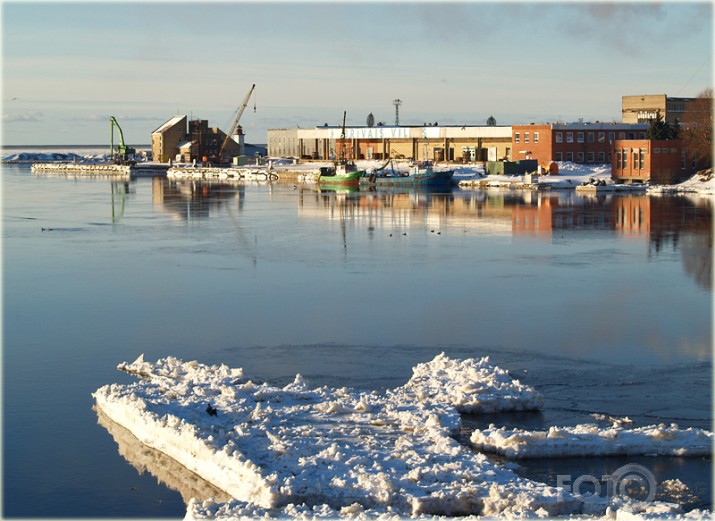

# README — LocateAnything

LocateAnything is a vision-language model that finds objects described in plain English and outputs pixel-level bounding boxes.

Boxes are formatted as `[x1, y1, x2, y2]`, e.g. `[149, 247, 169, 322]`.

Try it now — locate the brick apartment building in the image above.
[510, 123, 649, 166]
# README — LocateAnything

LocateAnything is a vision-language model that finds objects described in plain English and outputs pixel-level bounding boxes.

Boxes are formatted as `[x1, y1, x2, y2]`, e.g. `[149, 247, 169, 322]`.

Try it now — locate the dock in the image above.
[30, 162, 170, 177]
[167, 166, 279, 181]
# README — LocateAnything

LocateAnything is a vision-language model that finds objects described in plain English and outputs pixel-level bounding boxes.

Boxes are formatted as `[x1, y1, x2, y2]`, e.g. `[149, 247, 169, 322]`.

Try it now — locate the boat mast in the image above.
[340, 111, 347, 163]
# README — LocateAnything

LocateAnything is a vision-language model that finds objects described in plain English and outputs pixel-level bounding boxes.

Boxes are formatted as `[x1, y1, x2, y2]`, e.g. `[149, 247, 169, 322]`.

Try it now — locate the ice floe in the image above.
[397, 353, 544, 414]
[470, 423, 712, 459]
[92, 354, 712, 519]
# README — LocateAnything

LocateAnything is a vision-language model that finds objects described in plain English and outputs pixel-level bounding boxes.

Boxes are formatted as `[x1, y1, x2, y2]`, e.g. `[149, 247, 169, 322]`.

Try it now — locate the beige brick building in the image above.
[622, 94, 694, 124]
[151, 115, 187, 163]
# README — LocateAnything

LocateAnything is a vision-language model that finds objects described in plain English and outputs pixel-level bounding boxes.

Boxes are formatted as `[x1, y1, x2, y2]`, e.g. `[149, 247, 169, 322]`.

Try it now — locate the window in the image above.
[619, 132, 626, 139]
[577, 132, 585, 143]
[555, 132, 563, 143]
[587, 132, 595, 143]
[598, 132, 605, 143]
[555, 152, 563, 161]
[566, 132, 574, 143]
[622, 149, 629, 169]
[609, 132, 616, 142]
[639, 132, 646, 139]
[566, 152, 574, 162]
[515, 132, 520, 143]
[654, 148, 660, 154]
[628, 132, 636, 139]
[616, 150, 622, 169]
[534, 132, 539, 143]
[639, 148, 646, 169]
[577, 152, 584, 163]
[633, 149, 639, 169]
[587, 152, 595, 162]
[524, 132, 530, 143]
[598, 152, 605, 163]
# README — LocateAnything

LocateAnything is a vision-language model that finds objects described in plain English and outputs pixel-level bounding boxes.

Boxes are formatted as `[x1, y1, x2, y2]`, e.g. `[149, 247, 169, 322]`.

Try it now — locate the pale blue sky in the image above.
[2, 1, 712, 145]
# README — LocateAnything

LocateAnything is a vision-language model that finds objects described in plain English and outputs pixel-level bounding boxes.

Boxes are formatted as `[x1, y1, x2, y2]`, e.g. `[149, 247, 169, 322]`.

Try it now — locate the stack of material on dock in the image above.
[167, 167, 278, 181]
[30, 163, 131, 175]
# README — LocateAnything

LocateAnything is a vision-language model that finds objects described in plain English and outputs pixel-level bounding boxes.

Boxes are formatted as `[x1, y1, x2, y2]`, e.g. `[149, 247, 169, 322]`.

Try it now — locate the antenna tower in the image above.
[393, 99, 402, 126]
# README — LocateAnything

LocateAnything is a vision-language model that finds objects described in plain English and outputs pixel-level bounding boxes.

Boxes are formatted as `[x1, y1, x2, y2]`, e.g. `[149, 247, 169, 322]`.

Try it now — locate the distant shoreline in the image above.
[1, 144, 266, 150]
[1, 144, 151, 150]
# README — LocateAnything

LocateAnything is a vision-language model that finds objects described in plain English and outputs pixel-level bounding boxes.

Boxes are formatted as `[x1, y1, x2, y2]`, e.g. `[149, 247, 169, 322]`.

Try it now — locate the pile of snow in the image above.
[2, 151, 92, 163]
[649, 169, 715, 195]
[93, 354, 711, 519]
[454, 161, 614, 189]
[93, 354, 581, 518]
[397, 353, 544, 413]
[470, 423, 712, 459]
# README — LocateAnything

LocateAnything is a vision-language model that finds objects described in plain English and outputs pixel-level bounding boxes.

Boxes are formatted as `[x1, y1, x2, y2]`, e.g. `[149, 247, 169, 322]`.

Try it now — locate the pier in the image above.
[30, 162, 170, 177]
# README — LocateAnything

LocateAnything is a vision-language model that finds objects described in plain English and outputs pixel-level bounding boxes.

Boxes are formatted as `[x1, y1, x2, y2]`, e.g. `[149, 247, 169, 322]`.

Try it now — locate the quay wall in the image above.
[31, 163, 131, 175]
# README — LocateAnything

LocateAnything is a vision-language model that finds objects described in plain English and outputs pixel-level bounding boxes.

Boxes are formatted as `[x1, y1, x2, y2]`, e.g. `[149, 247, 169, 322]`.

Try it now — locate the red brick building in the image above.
[611, 139, 696, 184]
[511, 123, 649, 166]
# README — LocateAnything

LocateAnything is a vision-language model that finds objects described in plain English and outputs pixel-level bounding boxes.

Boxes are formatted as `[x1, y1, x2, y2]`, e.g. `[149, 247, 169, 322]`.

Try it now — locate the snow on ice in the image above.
[399, 353, 544, 414]
[92, 354, 712, 520]
[470, 423, 712, 459]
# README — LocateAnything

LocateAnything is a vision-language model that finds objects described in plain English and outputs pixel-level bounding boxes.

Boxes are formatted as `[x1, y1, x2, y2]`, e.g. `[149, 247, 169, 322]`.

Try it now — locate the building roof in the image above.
[152, 115, 186, 135]
[551, 122, 649, 130]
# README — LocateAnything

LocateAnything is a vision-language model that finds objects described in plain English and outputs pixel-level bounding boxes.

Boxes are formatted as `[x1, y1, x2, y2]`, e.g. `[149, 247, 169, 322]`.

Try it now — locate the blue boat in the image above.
[360, 160, 455, 188]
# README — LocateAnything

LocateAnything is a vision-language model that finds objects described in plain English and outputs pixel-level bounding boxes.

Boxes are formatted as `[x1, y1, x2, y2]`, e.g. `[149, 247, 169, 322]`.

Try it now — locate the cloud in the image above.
[2, 111, 43, 123]
[561, 3, 687, 55]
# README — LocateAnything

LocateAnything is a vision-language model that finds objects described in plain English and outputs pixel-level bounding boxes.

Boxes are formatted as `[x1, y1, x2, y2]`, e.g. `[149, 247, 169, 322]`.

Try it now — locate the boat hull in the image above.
[319, 170, 365, 185]
[360, 170, 455, 187]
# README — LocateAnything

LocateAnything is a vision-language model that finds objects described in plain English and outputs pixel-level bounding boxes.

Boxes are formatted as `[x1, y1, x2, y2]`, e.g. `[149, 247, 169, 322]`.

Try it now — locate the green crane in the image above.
[110, 116, 136, 164]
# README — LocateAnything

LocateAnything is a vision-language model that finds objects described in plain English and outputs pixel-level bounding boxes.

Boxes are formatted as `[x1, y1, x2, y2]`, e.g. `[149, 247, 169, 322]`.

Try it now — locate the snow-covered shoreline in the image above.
[93, 354, 711, 520]
[5, 148, 714, 196]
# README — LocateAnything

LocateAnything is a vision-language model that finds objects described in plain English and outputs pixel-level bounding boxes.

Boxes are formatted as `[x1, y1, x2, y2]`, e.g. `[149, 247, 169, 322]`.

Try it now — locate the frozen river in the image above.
[2, 163, 712, 516]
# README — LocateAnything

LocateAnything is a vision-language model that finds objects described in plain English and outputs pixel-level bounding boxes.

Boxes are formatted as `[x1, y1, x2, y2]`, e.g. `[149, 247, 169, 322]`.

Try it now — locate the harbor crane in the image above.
[218, 83, 256, 164]
[110, 116, 136, 165]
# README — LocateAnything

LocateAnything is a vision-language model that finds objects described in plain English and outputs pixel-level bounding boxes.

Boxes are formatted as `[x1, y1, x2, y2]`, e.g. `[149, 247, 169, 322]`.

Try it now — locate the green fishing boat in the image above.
[319, 111, 364, 186]
[318, 160, 365, 185]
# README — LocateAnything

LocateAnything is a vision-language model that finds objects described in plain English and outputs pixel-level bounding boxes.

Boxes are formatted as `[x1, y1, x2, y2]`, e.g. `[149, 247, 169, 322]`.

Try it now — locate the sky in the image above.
[1, 1, 712, 146]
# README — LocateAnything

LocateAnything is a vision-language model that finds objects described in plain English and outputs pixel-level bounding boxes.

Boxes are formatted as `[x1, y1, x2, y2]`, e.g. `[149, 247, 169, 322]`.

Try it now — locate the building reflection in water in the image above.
[149, 180, 712, 290]
[151, 177, 246, 221]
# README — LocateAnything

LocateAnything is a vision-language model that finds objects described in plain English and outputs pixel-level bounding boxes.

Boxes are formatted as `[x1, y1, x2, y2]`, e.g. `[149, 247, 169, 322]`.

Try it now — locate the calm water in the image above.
[2, 163, 712, 517]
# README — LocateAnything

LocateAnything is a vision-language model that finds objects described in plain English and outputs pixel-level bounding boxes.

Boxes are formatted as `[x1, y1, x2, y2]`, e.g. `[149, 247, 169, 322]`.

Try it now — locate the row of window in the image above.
[553, 131, 647, 143]
[554, 151, 610, 163]
[614, 148, 692, 171]
[515, 130, 644, 144]
[615, 149, 647, 170]
[514, 132, 539, 144]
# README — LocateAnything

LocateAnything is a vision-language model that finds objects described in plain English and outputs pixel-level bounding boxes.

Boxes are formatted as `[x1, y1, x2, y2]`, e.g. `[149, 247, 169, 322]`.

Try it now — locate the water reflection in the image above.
[148, 181, 712, 290]
[151, 177, 247, 221]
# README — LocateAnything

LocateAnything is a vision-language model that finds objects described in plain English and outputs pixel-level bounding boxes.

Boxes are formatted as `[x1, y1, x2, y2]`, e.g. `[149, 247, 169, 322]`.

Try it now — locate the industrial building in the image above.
[151, 116, 243, 163]
[621, 94, 696, 124]
[267, 124, 514, 163]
